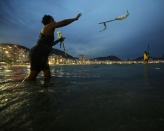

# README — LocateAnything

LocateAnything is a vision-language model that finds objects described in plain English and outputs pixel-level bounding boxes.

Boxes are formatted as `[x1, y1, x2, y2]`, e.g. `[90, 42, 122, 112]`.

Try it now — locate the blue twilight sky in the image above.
[0, 0, 164, 59]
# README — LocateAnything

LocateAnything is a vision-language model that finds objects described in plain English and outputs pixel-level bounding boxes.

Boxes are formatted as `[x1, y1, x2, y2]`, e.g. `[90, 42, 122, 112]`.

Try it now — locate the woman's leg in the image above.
[42, 57, 51, 81]
[25, 70, 40, 81]
[25, 49, 41, 81]
[43, 68, 51, 81]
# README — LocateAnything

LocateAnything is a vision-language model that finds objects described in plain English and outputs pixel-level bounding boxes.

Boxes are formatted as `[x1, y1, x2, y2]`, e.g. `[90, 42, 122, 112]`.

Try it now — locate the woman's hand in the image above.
[75, 13, 82, 20]
[52, 37, 65, 46]
[59, 37, 65, 42]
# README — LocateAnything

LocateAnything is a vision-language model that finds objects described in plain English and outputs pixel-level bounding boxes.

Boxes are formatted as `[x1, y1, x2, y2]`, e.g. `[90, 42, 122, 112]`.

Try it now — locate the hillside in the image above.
[0, 43, 30, 51]
[91, 55, 121, 61]
[50, 48, 75, 59]
[0, 43, 75, 59]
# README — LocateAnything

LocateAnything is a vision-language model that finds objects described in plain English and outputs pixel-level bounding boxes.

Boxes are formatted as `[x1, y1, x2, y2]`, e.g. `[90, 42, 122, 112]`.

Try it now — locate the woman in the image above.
[25, 13, 82, 81]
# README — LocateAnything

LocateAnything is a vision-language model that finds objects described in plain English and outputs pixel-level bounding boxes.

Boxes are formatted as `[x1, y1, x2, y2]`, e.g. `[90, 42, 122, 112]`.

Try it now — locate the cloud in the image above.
[0, 0, 164, 58]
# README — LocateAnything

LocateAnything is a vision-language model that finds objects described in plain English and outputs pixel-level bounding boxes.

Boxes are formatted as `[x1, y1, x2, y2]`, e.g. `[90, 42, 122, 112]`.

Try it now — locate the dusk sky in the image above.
[0, 0, 164, 59]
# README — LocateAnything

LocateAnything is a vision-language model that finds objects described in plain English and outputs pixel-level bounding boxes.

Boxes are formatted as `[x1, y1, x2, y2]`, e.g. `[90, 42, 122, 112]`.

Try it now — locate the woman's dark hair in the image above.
[42, 15, 54, 25]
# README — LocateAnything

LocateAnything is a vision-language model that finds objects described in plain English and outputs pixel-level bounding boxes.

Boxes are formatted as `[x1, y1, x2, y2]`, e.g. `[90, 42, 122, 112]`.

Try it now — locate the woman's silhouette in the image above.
[25, 13, 82, 81]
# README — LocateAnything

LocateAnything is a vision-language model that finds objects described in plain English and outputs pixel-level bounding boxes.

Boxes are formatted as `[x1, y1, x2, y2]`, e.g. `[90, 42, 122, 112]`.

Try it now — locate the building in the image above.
[0, 44, 30, 64]
[79, 54, 85, 64]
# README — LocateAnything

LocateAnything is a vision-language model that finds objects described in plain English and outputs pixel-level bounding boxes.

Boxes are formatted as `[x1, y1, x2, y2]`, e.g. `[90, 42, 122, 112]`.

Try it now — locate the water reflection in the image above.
[1, 65, 164, 130]
[144, 63, 151, 88]
[0, 72, 67, 130]
[0, 66, 27, 84]
[51, 65, 100, 79]
[0, 65, 100, 130]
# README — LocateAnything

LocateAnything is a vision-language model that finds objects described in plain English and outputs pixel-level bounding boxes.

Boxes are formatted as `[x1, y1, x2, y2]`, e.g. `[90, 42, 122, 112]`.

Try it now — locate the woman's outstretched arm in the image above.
[50, 13, 82, 28]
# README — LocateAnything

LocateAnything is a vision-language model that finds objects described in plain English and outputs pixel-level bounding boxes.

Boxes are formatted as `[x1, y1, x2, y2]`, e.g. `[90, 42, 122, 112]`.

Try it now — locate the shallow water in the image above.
[0, 64, 164, 131]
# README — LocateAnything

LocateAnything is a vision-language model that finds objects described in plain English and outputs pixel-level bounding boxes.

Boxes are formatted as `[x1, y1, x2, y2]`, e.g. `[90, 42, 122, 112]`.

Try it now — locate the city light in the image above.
[5, 51, 9, 54]
[0, 44, 164, 66]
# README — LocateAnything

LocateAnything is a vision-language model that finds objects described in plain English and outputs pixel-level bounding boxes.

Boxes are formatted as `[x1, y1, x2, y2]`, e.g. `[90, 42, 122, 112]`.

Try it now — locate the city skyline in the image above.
[1, 43, 164, 62]
[0, 0, 164, 59]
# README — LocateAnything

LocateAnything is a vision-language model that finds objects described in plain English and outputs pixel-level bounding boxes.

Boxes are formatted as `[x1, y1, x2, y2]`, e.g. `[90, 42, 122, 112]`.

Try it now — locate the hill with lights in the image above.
[0, 43, 75, 59]
[0, 43, 30, 51]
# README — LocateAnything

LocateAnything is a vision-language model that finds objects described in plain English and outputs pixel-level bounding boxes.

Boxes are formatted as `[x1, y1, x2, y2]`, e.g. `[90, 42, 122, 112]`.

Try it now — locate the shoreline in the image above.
[0, 60, 164, 67]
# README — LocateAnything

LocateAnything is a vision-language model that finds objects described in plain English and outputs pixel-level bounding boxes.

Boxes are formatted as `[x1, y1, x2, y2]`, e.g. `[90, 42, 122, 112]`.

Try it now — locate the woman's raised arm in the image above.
[49, 13, 82, 28]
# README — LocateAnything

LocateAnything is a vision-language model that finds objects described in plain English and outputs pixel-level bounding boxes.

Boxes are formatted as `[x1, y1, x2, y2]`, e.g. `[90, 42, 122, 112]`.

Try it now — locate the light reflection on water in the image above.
[0, 64, 164, 131]
[51, 65, 101, 78]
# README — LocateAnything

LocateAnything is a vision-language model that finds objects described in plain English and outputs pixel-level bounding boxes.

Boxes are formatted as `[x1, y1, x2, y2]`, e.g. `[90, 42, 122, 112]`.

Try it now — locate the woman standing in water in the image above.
[25, 13, 82, 81]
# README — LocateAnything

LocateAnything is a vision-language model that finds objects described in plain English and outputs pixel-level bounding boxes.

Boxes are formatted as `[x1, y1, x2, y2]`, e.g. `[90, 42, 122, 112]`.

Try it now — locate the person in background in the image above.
[25, 13, 82, 81]
[144, 50, 149, 63]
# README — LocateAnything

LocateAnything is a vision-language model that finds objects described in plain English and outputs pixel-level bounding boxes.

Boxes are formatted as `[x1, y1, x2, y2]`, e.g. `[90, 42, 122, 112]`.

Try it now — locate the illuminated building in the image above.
[0, 44, 30, 64]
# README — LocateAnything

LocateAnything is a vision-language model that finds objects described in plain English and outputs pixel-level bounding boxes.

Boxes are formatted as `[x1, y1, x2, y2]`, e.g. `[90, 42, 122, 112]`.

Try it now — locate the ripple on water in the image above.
[0, 64, 164, 130]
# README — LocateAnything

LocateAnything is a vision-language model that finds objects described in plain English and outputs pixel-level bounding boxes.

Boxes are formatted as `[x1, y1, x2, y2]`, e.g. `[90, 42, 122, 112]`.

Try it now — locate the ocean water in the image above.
[0, 64, 164, 131]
